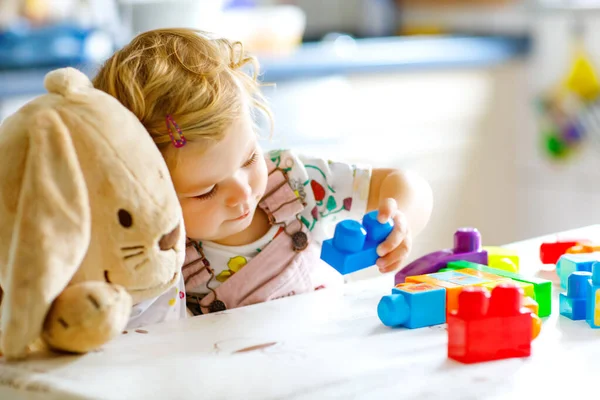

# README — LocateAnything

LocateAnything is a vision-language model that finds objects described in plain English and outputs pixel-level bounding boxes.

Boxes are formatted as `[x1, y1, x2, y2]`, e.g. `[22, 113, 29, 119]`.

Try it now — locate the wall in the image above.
[393, 3, 600, 247]
[516, 13, 600, 240]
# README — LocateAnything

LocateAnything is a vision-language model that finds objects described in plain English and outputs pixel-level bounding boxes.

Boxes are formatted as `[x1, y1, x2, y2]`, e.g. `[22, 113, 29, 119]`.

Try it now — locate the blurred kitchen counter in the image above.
[259, 34, 531, 81]
[0, 34, 531, 99]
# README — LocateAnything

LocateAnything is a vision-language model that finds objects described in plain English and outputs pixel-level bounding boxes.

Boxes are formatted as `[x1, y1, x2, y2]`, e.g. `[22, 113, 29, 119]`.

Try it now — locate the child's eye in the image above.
[194, 185, 218, 200]
[242, 152, 258, 168]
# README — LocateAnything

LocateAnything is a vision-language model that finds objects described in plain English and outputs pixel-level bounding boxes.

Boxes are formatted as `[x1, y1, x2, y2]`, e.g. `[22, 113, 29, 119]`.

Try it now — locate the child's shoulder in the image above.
[265, 148, 333, 170]
[265, 148, 307, 173]
[266, 148, 299, 164]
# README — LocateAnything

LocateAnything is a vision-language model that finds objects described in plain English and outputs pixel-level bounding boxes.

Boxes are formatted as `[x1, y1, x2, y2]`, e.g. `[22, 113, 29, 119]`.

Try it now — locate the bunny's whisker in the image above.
[121, 245, 145, 251]
[134, 258, 150, 271]
[124, 251, 144, 260]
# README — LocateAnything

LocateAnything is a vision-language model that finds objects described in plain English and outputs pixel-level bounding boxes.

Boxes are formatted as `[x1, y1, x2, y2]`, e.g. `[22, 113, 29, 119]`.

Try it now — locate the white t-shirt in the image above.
[187, 149, 372, 295]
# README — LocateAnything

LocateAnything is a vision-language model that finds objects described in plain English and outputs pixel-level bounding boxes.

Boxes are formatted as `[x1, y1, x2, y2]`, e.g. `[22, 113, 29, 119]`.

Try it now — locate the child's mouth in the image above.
[232, 210, 250, 221]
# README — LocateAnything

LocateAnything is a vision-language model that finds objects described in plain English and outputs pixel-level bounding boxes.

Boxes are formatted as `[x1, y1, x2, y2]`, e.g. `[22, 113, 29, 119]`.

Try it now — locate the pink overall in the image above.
[182, 158, 344, 315]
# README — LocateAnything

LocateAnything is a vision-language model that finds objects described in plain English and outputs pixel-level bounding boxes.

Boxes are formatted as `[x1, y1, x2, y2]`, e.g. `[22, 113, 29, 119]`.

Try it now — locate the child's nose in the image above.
[225, 179, 252, 207]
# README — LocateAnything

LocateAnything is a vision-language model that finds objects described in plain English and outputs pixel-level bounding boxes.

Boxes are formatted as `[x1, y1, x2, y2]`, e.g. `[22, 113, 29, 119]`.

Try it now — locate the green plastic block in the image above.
[446, 260, 552, 318]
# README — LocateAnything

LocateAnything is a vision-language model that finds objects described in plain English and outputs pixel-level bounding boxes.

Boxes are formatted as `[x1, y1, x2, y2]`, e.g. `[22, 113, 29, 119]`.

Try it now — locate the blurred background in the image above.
[2, 0, 600, 279]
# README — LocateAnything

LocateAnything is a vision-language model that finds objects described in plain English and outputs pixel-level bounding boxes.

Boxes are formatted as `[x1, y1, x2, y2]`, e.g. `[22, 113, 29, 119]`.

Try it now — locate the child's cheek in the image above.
[255, 160, 269, 196]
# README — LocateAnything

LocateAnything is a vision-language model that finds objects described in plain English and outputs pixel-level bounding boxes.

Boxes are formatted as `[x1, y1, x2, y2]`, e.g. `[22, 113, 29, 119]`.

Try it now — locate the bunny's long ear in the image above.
[0, 109, 91, 359]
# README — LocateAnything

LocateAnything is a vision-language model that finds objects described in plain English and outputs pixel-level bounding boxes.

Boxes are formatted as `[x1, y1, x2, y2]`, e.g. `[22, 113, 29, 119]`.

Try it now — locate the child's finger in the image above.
[377, 211, 408, 256]
[379, 261, 402, 274]
[377, 224, 405, 256]
[377, 198, 397, 223]
[376, 237, 412, 273]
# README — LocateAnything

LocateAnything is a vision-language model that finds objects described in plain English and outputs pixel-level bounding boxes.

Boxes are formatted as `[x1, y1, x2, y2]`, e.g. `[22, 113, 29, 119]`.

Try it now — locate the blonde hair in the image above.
[93, 28, 272, 162]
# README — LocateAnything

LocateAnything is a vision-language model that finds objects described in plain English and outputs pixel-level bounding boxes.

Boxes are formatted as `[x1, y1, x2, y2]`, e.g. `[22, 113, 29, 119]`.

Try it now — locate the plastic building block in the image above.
[587, 262, 600, 329]
[447, 266, 534, 301]
[320, 210, 393, 275]
[395, 227, 488, 285]
[560, 271, 592, 320]
[406, 268, 510, 313]
[447, 284, 542, 364]
[480, 280, 535, 303]
[523, 296, 539, 316]
[483, 246, 519, 273]
[556, 253, 600, 289]
[446, 260, 553, 318]
[567, 244, 600, 255]
[377, 282, 446, 329]
[438, 266, 538, 315]
[540, 239, 590, 264]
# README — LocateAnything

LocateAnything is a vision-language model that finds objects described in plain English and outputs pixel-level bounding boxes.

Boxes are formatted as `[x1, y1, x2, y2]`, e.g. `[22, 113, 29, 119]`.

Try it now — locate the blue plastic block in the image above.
[377, 282, 446, 329]
[587, 262, 600, 329]
[556, 253, 600, 289]
[559, 271, 591, 320]
[320, 210, 393, 275]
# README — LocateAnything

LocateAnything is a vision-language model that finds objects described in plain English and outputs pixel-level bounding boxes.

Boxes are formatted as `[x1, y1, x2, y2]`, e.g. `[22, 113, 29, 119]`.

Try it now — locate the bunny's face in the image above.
[61, 82, 186, 304]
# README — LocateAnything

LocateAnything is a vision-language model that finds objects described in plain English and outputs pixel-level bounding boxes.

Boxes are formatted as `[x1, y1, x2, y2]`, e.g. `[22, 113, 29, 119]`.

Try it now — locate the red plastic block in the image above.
[540, 239, 590, 264]
[447, 284, 541, 364]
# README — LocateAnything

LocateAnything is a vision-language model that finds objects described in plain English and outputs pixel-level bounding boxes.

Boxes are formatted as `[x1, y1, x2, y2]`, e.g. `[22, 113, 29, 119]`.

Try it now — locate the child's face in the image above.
[171, 108, 268, 242]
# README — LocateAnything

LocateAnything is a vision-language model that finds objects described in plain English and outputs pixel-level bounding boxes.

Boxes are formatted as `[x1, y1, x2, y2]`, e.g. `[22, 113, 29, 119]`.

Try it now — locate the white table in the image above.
[2, 226, 600, 400]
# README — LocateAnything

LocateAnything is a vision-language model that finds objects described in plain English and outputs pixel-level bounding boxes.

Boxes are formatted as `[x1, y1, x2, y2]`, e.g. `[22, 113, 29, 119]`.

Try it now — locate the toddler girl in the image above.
[93, 28, 433, 317]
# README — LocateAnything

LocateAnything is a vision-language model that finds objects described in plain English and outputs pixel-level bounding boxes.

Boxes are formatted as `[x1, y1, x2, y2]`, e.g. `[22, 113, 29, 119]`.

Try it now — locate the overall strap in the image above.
[258, 158, 306, 225]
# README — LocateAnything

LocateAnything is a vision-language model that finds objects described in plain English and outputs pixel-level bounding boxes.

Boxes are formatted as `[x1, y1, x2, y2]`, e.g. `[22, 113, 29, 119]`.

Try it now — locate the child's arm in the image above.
[367, 169, 433, 274]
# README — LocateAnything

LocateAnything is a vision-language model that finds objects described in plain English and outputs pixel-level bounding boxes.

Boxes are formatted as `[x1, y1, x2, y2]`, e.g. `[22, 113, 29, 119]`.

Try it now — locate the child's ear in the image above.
[0, 109, 91, 360]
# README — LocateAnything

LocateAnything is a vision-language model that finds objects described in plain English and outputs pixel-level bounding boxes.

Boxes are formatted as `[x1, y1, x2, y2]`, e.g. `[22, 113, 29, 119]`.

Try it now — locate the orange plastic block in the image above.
[567, 244, 600, 255]
[405, 269, 511, 313]
[522, 296, 540, 316]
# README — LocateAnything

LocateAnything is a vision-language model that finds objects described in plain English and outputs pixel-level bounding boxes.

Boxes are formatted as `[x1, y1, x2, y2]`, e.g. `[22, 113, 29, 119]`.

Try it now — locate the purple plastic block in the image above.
[394, 227, 488, 285]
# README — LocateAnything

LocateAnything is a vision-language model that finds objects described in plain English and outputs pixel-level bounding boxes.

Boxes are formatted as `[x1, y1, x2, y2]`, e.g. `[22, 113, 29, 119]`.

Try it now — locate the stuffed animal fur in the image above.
[0, 67, 185, 360]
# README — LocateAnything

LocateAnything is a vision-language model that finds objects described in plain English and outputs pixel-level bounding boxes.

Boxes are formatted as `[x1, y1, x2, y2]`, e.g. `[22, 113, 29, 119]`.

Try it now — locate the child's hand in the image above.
[375, 198, 412, 274]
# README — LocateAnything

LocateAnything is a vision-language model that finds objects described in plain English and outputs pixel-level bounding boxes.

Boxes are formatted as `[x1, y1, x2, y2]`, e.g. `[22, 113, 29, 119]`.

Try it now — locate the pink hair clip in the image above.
[166, 114, 187, 148]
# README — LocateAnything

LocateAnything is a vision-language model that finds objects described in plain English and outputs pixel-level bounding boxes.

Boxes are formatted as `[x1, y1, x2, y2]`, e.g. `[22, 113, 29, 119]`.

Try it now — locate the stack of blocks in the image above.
[559, 271, 591, 320]
[559, 261, 600, 328]
[447, 284, 541, 364]
[588, 264, 600, 328]
[556, 253, 600, 289]
[403, 268, 514, 314]
[443, 260, 552, 318]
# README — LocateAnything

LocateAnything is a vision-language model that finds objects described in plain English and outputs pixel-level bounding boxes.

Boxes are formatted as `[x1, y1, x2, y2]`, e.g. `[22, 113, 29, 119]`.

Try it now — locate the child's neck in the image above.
[212, 207, 271, 247]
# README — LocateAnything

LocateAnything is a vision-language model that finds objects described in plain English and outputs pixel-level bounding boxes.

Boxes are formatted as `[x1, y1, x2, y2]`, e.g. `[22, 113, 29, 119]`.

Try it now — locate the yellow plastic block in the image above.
[484, 246, 519, 273]
[480, 279, 534, 301]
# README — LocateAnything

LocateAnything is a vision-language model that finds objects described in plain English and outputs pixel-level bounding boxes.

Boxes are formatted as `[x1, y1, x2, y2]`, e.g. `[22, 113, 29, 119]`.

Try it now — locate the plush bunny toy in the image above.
[0, 68, 186, 360]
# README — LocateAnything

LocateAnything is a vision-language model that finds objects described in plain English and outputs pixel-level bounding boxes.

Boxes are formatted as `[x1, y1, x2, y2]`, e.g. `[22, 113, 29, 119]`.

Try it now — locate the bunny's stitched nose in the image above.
[159, 223, 180, 251]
